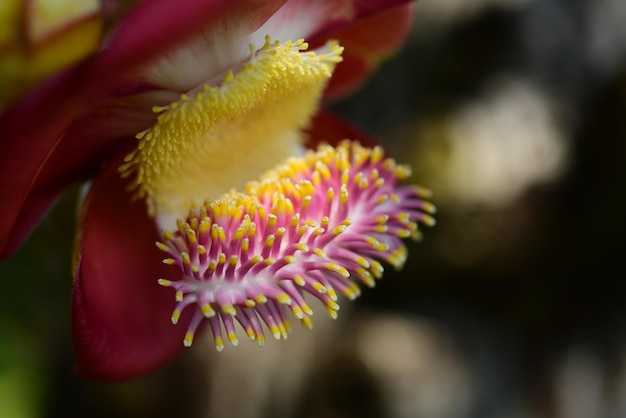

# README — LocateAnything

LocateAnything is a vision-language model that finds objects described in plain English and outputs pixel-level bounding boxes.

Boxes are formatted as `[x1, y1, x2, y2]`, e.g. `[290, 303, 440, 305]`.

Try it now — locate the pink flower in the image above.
[156, 141, 435, 350]
[0, 0, 433, 380]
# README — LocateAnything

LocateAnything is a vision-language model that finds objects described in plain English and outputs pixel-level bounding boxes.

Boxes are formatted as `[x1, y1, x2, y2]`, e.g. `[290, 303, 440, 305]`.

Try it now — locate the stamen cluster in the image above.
[157, 141, 436, 350]
[119, 36, 344, 216]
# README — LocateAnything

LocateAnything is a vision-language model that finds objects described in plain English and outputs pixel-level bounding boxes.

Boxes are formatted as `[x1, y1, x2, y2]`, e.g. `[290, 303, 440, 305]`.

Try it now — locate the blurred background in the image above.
[2, 0, 626, 417]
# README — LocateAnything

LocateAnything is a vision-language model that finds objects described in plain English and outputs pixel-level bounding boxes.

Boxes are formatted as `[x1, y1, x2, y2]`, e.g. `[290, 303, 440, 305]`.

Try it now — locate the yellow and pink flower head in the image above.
[0, 0, 433, 381]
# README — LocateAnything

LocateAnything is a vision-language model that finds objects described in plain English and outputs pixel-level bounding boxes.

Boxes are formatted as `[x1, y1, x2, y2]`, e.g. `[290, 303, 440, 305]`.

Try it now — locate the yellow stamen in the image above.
[214, 337, 225, 351]
[201, 304, 215, 317]
[301, 316, 314, 330]
[120, 37, 343, 218]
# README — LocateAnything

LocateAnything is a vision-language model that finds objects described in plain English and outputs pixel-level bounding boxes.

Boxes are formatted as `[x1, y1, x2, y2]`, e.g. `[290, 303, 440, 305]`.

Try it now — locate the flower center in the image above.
[157, 141, 436, 350]
[120, 37, 343, 221]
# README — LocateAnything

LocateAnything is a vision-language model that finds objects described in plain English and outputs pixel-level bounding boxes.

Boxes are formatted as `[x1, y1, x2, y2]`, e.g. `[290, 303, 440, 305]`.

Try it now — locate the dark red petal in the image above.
[72, 153, 192, 381]
[318, 5, 414, 100]
[323, 51, 371, 101]
[0, 73, 165, 260]
[0, 0, 287, 259]
[305, 110, 377, 148]
[255, 0, 413, 49]
[308, 0, 414, 40]
[0, 60, 97, 259]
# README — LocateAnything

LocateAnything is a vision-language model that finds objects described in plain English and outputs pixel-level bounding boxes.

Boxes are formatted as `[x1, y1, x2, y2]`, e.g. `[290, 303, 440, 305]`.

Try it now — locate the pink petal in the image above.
[253, 0, 413, 43]
[72, 151, 192, 381]
[0, 0, 287, 259]
[101, 0, 287, 80]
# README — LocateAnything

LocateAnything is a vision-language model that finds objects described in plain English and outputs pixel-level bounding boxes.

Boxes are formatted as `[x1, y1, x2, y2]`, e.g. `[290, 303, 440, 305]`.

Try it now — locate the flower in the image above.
[0, 0, 430, 380]
[156, 141, 435, 350]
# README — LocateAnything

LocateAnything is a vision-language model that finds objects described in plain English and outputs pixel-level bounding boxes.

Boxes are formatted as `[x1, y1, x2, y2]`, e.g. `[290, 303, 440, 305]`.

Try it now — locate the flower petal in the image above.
[305, 110, 377, 148]
[0, 73, 175, 260]
[0, 0, 287, 259]
[252, 0, 413, 44]
[0, 60, 96, 259]
[72, 152, 192, 381]
[319, 5, 414, 100]
[104, 0, 287, 90]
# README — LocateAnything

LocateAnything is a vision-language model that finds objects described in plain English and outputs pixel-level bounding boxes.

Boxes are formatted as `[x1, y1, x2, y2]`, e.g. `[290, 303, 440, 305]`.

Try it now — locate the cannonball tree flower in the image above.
[0, 0, 435, 380]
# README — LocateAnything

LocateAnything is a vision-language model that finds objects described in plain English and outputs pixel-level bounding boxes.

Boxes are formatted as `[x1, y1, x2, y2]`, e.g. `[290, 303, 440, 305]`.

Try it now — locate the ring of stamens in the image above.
[157, 141, 436, 350]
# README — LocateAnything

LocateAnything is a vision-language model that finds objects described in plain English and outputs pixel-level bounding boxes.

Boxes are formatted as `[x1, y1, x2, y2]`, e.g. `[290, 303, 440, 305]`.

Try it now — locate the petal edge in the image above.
[72, 152, 192, 381]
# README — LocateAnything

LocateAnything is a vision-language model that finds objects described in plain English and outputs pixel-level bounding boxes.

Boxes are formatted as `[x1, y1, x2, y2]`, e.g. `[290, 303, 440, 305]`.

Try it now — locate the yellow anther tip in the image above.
[314, 248, 327, 258]
[270, 326, 281, 340]
[327, 308, 339, 320]
[363, 276, 376, 288]
[422, 215, 437, 227]
[356, 257, 370, 268]
[294, 275, 306, 286]
[183, 333, 194, 347]
[201, 304, 216, 317]
[301, 316, 314, 330]
[246, 329, 256, 341]
[277, 294, 292, 305]
[413, 185, 434, 198]
[215, 337, 225, 352]
[313, 283, 327, 293]
[292, 306, 304, 319]
[221, 305, 237, 316]
[397, 229, 411, 238]
[423, 202, 437, 214]
[327, 301, 340, 311]
[302, 304, 314, 316]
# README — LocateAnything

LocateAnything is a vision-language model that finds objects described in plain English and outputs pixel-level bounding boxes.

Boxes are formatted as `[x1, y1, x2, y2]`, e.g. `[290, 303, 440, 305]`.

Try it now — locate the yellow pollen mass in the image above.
[120, 37, 344, 218]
